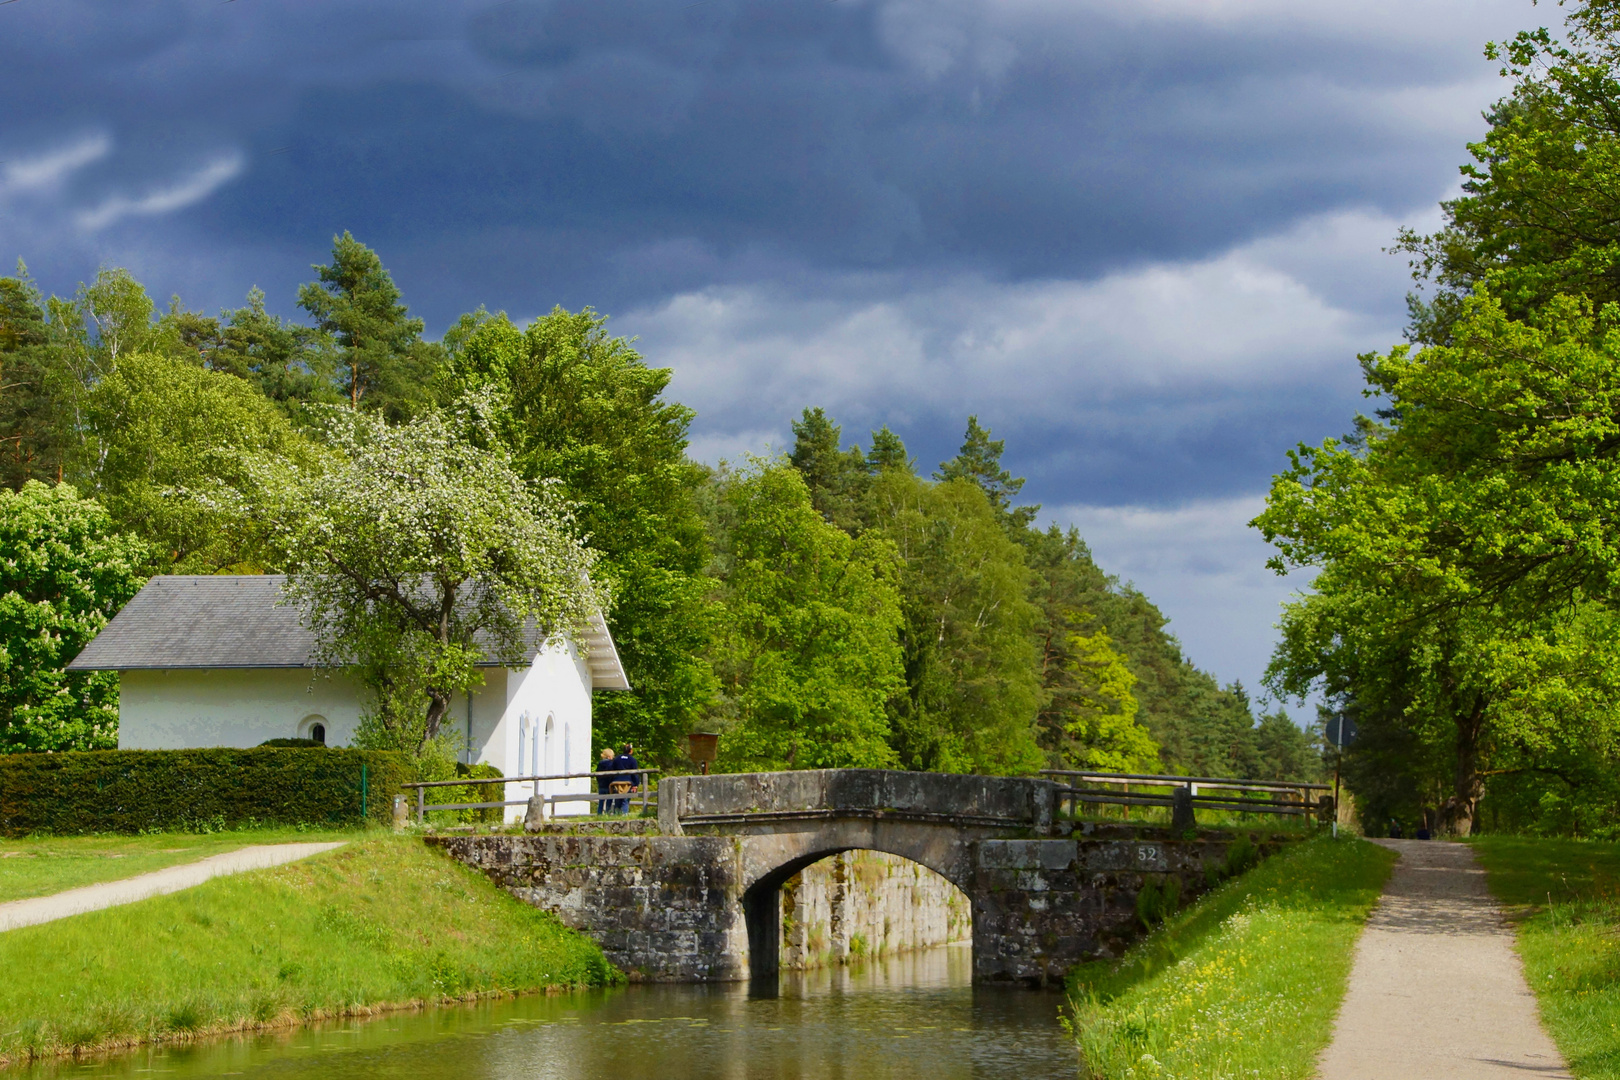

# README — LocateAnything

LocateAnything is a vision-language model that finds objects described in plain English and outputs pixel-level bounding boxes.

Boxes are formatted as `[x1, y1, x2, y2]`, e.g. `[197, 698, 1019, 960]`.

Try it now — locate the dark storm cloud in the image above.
[0, 0, 1540, 689]
[0, 0, 1532, 322]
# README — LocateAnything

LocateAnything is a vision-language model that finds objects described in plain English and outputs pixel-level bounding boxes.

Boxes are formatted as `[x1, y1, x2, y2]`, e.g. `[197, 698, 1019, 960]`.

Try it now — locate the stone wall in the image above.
[427, 832, 749, 981]
[971, 827, 1263, 984]
[780, 851, 970, 970]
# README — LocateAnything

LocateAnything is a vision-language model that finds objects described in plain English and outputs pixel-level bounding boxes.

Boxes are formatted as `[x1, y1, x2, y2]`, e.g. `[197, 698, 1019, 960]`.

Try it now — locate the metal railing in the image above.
[400, 768, 658, 823]
[1039, 769, 1332, 820]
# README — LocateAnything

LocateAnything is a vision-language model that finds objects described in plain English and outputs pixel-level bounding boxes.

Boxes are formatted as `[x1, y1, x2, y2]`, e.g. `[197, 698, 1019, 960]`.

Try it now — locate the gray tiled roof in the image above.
[65, 575, 609, 675]
[67, 576, 319, 670]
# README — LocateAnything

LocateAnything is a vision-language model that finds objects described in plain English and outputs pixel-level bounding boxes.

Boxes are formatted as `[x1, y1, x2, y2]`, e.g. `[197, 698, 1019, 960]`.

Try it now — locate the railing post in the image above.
[1171, 785, 1196, 832]
[417, 786, 425, 825]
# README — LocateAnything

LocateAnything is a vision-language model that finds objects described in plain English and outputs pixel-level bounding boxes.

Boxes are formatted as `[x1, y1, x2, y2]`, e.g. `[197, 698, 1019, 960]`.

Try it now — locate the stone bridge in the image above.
[431, 768, 1292, 986]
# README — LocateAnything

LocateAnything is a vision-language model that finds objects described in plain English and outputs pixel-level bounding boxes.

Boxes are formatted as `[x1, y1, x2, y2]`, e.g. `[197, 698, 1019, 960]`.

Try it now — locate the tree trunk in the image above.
[1445, 698, 1487, 837]
[421, 690, 452, 750]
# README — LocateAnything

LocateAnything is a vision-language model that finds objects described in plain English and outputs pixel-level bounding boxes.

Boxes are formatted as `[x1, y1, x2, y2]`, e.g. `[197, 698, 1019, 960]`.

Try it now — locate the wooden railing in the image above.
[1039, 769, 1332, 820]
[400, 768, 658, 823]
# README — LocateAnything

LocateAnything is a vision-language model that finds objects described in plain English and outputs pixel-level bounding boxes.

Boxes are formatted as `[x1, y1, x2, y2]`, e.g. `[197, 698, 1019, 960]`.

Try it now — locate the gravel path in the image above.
[1317, 838, 1570, 1079]
[0, 842, 345, 933]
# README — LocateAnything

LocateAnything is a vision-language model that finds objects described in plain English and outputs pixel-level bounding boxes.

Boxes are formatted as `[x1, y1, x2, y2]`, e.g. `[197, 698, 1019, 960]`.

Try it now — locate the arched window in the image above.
[518, 713, 530, 778]
[299, 715, 328, 745]
[562, 717, 571, 777]
[541, 714, 552, 776]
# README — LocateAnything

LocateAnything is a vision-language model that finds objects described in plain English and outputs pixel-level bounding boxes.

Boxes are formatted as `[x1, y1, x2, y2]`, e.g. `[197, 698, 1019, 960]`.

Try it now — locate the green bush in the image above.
[0, 748, 413, 836]
[420, 761, 506, 824]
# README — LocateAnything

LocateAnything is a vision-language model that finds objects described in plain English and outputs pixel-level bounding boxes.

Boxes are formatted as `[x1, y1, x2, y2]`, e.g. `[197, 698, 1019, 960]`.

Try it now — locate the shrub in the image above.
[419, 760, 506, 824]
[0, 747, 412, 836]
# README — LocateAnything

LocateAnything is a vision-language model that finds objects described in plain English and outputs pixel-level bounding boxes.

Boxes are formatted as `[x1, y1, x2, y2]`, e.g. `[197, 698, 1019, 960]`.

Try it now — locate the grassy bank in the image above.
[0, 826, 363, 903]
[0, 834, 617, 1067]
[1067, 835, 1395, 1080]
[1474, 835, 1620, 1079]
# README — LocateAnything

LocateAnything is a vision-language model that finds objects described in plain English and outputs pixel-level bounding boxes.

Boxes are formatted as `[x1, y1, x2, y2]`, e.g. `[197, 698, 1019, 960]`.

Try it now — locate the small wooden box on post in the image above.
[688, 732, 719, 775]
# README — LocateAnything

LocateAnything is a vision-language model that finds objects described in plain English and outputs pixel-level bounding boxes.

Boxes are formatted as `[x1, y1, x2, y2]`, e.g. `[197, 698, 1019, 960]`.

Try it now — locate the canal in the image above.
[25, 946, 1077, 1079]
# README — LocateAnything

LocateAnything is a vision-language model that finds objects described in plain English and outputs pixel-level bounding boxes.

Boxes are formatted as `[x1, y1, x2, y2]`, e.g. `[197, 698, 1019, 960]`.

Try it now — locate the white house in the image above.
[66, 575, 630, 820]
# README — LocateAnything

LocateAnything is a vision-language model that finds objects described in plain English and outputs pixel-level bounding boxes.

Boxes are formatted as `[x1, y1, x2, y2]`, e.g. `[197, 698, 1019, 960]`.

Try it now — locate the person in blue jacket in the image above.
[616, 743, 641, 814]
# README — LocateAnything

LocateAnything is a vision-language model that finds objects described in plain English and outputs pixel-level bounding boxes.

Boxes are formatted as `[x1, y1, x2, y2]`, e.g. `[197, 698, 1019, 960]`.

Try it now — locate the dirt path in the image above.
[0, 842, 344, 933]
[1317, 838, 1570, 1079]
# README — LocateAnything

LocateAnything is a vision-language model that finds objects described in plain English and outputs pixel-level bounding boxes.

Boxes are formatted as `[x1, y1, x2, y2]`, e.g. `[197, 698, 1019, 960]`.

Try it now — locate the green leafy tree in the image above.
[706, 461, 904, 771]
[36, 267, 161, 478]
[149, 296, 224, 365]
[77, 351, 320, 573]
[867, 469, 1043, 774]
[297, 232, 438, 420]
[1055, 626, 1159, 772]
[1397, 3, 1620, 336]
[1256, 290, 1620, 831]
[1251, 710, 1323, 783]
[1259, 1, 1620, 830]
[447, 308, 716, 764]
[866, 425, 912, 474]
[170, 287, 340, 409]
[276, 396, 606, 754]
[0, 482, 146, 751]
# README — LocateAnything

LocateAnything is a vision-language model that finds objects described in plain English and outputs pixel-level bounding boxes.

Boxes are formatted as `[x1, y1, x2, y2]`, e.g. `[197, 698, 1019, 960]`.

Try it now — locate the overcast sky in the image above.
[1, 0, 1542, 712]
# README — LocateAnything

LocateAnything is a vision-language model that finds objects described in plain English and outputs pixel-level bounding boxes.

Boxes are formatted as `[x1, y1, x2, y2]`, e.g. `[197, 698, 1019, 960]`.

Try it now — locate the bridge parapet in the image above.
[658, 768, 1057, 833]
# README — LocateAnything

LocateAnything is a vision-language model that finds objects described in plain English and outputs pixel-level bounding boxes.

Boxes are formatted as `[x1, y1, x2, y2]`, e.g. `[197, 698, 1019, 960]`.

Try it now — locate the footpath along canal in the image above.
[18, 946, 1077, 1080]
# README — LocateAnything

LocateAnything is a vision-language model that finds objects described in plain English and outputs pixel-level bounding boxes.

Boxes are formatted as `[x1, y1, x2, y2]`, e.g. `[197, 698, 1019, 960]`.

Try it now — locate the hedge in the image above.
[0, 748, 414, 836]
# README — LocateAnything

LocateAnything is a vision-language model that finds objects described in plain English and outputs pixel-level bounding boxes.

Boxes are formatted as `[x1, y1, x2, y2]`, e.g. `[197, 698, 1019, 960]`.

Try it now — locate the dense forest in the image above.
[0, 233, 1318, 780]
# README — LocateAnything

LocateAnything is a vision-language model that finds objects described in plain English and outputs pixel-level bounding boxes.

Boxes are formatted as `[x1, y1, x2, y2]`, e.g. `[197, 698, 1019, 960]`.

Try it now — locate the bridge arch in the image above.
[740, 838, 976, 989]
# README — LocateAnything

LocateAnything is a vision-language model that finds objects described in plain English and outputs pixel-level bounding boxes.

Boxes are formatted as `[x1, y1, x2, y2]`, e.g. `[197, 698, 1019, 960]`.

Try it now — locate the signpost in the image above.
[688, 732, 719, 776]
[1325, 712, 1357, 837]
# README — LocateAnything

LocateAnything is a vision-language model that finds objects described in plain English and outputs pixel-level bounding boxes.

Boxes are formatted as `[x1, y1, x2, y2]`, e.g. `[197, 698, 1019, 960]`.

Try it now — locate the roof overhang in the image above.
[582, 610, 631, 691]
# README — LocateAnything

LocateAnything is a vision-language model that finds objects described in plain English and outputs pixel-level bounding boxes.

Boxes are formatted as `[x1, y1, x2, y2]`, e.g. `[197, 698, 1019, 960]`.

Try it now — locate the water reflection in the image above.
[29, 946, 1077, 1080]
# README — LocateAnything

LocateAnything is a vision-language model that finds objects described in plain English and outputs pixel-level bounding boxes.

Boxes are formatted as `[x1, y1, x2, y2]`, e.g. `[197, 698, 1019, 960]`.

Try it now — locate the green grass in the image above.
[1066, 835, 1396, 1080]
[0, 834, 617, 1067]
[0, 826, 364, 903]
[1473, 835, 1620, 1079]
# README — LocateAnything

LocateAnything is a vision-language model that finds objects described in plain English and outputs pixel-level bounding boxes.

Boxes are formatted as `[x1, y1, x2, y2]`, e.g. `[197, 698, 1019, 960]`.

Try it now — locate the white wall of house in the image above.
[116, 645, 600, 823]
[117, 668, 369, 750]
[491, 640, 596, 820]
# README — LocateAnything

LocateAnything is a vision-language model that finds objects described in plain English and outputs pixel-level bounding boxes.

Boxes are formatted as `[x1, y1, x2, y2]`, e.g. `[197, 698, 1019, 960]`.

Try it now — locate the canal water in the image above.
[28, 945, 1078, 1079]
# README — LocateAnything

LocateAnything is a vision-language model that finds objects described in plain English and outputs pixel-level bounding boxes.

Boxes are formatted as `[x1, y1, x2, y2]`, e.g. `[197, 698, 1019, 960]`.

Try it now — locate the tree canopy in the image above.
[0, 482, 145, 751]
[447, 307, 716, 763]
[276, 398, 605, 755]
[707, 461, 904, 771]
[1260, 0, 1620, 835]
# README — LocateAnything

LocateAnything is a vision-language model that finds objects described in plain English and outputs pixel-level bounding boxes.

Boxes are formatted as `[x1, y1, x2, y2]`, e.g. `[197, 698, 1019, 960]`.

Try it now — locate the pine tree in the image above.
[866, 425, 911, 473]
[936, 416, 1038, 528]
[297, 232, 437, 420]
